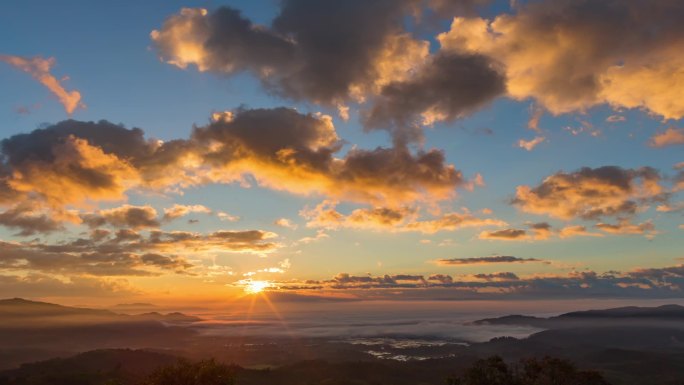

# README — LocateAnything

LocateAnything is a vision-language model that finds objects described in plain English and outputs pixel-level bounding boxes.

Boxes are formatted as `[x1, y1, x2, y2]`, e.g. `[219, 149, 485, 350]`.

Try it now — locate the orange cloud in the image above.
[0, 201, 64, 236]
[558, 225, 604, 239]
[650, 127, 684, 148]
[513, 166, 664, 220]
[162, 204, 212, 221]
[438, 1, 684, 119]
[301, 200, 506, 233]
[5, 135, 139, 207]
[518, 136, 545, 151]
[595, 219, 656, 238]
[188, 108, 465, 205]
[0, 55, 83, 114]
[274, 218, 297, 229]
[0, 110, 465, 213]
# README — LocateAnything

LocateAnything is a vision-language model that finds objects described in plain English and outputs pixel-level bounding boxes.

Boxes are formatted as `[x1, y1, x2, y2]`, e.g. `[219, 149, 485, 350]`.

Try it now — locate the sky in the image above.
[0, 0, 683, 308]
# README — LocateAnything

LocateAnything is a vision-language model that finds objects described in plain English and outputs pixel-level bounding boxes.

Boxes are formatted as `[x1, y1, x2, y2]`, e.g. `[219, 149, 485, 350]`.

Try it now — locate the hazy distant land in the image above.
[1, 298, 684, 384]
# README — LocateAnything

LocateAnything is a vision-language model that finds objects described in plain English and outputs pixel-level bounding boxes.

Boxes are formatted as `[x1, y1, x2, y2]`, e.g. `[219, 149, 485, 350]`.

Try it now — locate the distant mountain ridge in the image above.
[558, 304, 684, 318]
[473, 304, 684, 328]
[0, 298, 201, 324]
[0, 298, 115, 317]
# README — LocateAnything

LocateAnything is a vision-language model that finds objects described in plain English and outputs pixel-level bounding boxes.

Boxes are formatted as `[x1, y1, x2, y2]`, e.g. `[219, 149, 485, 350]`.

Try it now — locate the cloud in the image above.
[0, 120, 155, 207]
[81, 205, 160, 229]
[472, 272, 519, 281]
[517, 136, 545, 151]
[558, 225, 604, 239]
[0, 240, 192, 278]
[269, 263, 684, 300]
[477, 221, 564, 241]
[436, 255, 544, 265]
[656, 202, 684, 213]
[527, 105, 544, 133]
[478, 229, 533, 241]
[512, 166, 665, 220]
[163, 204, 212, 221]
[0, 109, 466, 210]
[650, 127, 684, 147]
[0, 55, 83, 114]
[0, 202, 64, 236]
[152, 2, 428, 105]
[217, 211, 240, 222]
[362, 52, 505, 144]
[606, 115, 626, 123]
[0, 226, 279, 280]
[274, 218, 297, 229]
[144, 230, 279, 255]
[296, 229, 329, 245]
[438, 0, 684, 119]
[481, 220, 652, 241]
[190, 107, 465, 205]
[151, 4, 510, 144]
[301, 200, 506, 233]
[563, 120, 601, 137]
[595, 219, 656, 238]
[676, 169, 684, 192]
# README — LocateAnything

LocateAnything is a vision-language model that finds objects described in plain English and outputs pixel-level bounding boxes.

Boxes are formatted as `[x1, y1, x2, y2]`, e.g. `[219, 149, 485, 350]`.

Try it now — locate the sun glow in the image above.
[244, 280, 271, 294]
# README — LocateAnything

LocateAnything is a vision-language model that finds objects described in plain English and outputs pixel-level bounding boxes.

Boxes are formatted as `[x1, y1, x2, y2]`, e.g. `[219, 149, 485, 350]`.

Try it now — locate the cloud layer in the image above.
[301, 200, 505, 234]
[269, 264, 684, 300]
[0, 109, 465, 213]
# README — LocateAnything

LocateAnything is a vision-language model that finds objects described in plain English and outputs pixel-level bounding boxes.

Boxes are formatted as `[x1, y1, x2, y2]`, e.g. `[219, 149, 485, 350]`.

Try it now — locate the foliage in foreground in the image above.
[138, 359, 235, 385]
[447, 356, 610, 385]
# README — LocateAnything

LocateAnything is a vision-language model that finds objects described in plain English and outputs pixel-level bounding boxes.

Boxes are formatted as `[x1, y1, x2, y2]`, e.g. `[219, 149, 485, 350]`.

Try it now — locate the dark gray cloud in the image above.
[203, 7, 296, 74]
[269, 0, 412, 103]
[1, 119, 155, 165]
[0, 203, 63, 236]
[363, 53, 505, 144]
[473, 272, 520, 281]
[152, 1, 416, 104]
[479, 228, 530, 240]
[81, 205, 160, 229]
[437, 255, 543, 265]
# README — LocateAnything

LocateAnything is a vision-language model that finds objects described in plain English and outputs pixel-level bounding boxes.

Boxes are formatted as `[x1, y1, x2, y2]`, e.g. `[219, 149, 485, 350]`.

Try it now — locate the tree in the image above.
[447, 356, 516, 385]
[447, 356, 611, 385]
[518, 356, 610, 385]
[138, 359, 235, 385]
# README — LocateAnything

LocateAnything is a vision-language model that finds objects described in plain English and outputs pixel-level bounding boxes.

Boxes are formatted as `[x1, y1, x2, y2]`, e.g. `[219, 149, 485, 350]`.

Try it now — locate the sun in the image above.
[244, 280, 271, 294]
